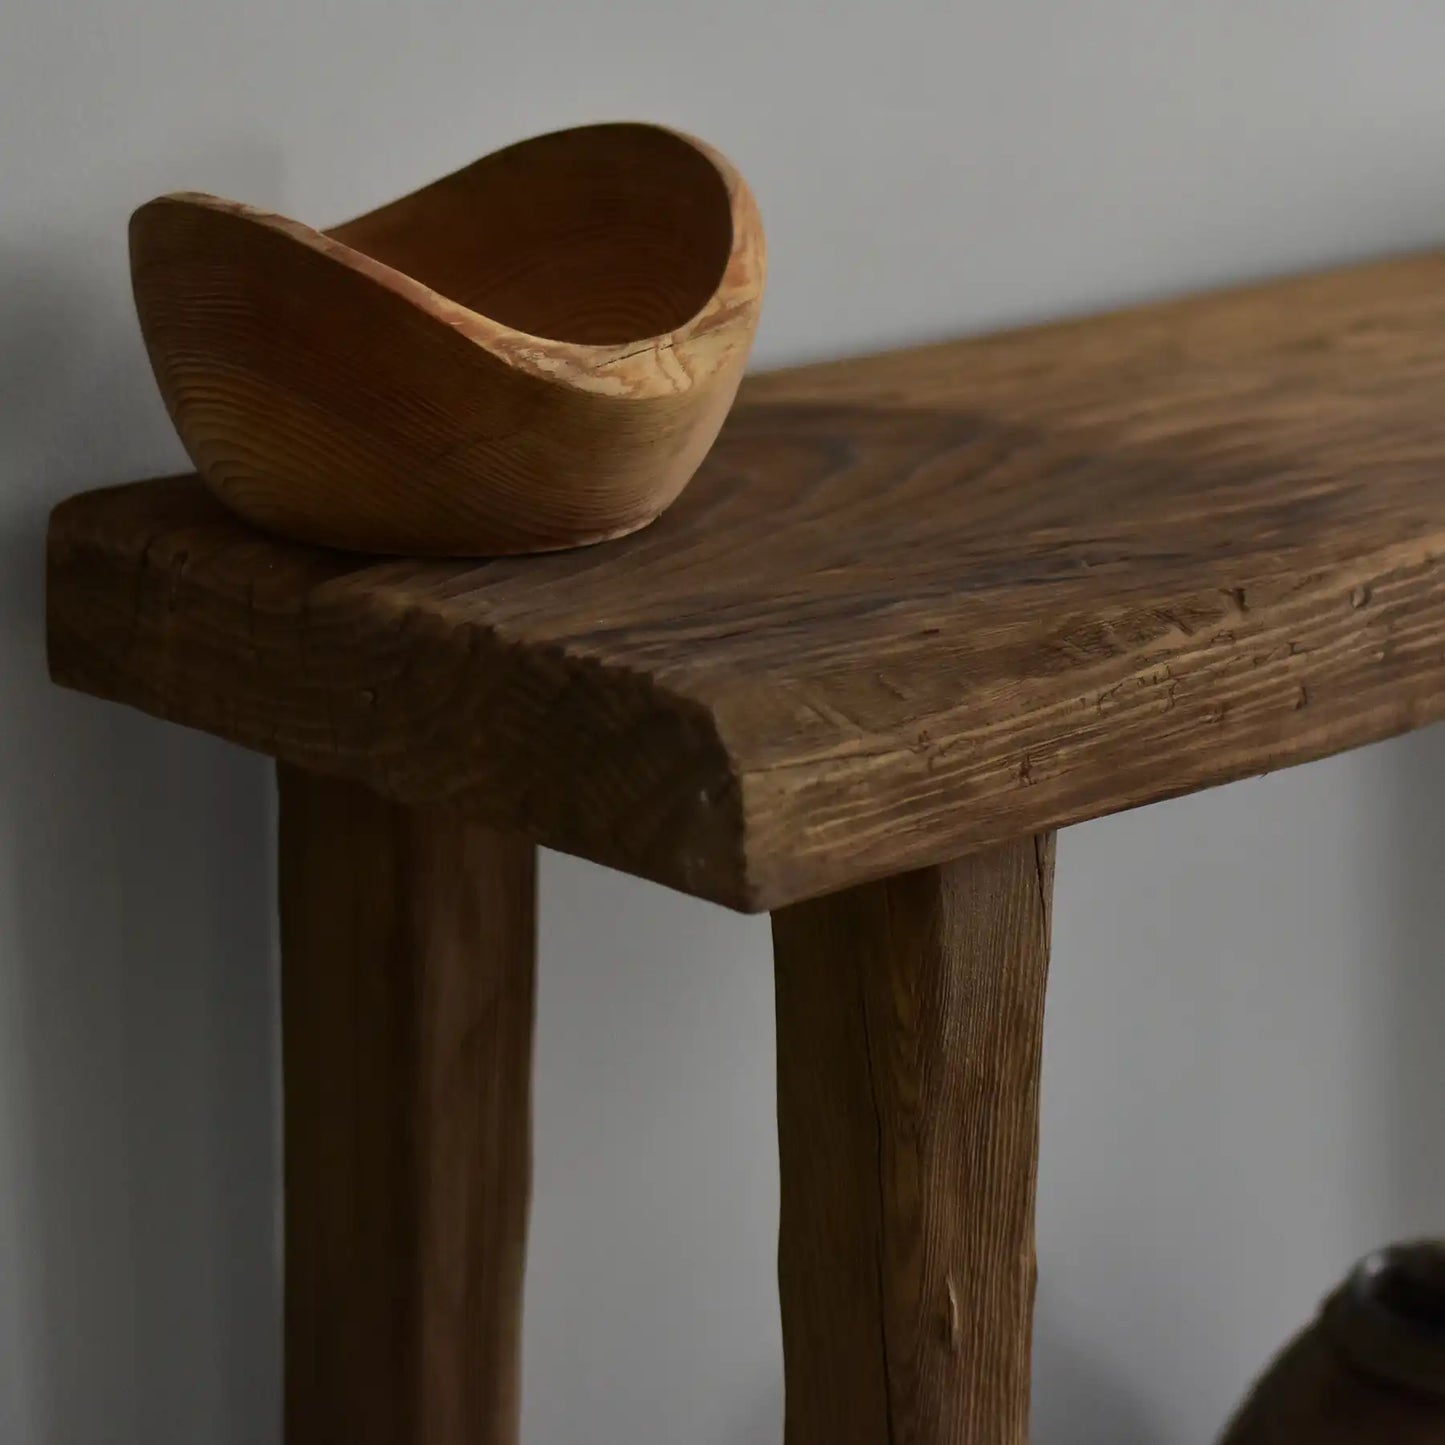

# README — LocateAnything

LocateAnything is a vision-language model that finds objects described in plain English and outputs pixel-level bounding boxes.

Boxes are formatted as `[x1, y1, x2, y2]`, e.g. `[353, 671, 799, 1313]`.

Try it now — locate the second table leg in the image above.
[772, 835, 1056, 1445]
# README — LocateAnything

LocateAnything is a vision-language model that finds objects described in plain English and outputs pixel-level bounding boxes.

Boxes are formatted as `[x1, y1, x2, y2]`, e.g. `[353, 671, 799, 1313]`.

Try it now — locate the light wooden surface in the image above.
[50, 250, 1445, 908]
[279, 765, 535, 1445]
[772, 835, 1054, 1445]
[130, 122, 765, 555]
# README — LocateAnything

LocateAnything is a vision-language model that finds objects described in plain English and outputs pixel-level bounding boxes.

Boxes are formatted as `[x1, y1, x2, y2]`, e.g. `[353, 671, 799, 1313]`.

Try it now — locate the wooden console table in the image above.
[46, 251, 1445, 1444]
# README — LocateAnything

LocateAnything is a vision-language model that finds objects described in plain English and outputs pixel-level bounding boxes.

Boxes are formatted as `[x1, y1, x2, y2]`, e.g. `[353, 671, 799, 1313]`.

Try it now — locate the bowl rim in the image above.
[132, 121, 766, 403]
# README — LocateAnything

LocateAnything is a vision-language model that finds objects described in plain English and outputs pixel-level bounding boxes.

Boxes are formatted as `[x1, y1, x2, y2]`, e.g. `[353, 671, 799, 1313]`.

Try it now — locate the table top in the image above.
[48, 251, 1445, 910]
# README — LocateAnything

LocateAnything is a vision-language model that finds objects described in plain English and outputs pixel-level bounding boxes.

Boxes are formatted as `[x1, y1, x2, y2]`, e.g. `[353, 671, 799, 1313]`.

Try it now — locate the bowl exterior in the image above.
[130, 184, 761, 556]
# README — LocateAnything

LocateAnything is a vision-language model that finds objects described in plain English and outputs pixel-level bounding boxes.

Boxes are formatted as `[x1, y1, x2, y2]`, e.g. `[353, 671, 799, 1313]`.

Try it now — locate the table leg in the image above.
[772, 835, 1056, 1445]
[277, 765, 536, 1445]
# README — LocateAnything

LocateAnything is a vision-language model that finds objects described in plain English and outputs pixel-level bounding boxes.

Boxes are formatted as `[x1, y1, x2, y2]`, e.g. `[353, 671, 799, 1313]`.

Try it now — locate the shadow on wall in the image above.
[0, 196, 279, 1441]
[1031, 1308, 1161, 1445]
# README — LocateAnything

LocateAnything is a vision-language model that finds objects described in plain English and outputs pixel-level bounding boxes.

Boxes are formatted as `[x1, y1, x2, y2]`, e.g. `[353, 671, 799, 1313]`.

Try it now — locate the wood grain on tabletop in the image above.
[49, 250, 1445, 909]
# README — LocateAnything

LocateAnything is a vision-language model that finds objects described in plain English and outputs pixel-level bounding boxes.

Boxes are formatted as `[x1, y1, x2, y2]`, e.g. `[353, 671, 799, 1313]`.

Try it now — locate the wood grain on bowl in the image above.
[129, 123, 765, 556]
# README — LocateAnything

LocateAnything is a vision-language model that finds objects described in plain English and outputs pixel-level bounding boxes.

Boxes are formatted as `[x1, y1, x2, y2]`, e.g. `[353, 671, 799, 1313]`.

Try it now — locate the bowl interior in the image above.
[331, 123, 735, 347]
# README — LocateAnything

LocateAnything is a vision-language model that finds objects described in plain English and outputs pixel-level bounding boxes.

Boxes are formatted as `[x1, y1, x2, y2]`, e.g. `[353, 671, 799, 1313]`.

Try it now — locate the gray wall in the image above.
[3, 3, 1445, 1441]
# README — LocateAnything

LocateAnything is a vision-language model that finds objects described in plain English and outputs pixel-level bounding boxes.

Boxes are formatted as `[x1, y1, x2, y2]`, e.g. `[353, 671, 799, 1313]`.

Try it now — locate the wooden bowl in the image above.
[129, 122, 766, 555]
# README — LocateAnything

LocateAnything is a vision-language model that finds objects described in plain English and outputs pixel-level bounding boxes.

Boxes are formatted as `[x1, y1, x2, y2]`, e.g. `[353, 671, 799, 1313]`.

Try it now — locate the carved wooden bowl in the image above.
[129, 123, 766, 555]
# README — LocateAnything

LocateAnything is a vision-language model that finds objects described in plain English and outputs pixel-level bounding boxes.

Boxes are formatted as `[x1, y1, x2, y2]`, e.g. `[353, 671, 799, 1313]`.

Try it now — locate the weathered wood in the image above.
[279, 765, 535, 1445]
[131, 122, 764, 555]
[772, 835, 1055, 1445]
[49, 250, 1445, 909]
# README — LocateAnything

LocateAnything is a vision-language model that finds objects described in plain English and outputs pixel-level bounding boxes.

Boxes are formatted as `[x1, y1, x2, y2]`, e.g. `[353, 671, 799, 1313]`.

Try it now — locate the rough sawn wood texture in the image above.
[48, 250, 1445, 910]
[772, 835, 1055, 1445]
[279, 766, 535, 1445]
